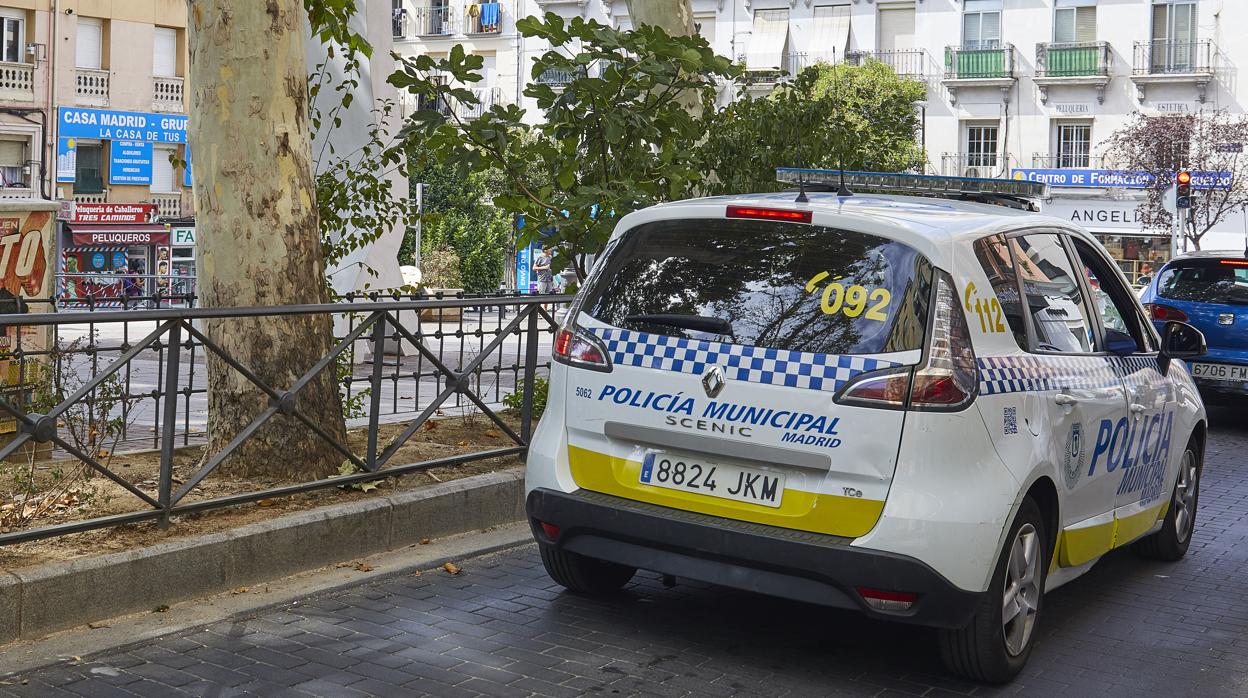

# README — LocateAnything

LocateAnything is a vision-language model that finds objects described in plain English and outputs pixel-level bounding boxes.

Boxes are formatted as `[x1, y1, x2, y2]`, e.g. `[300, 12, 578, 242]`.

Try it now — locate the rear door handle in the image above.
[1054, 393, 1078, 406]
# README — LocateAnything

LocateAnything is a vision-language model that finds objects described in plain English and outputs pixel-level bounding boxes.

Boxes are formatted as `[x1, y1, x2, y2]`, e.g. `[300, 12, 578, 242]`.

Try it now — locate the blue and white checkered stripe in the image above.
[592, 328, 900, 393]
[978, 355, 1166, 396]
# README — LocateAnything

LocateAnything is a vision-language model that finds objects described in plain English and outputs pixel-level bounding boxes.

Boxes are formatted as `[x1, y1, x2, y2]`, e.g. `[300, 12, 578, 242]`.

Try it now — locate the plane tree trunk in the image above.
[625, 0, 702, 117]
[187, 0, 347, 479]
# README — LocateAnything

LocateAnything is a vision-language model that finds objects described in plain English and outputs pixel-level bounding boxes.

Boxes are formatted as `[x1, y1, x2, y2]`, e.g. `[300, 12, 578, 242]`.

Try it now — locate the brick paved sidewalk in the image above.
[5, 413, 1248, 697]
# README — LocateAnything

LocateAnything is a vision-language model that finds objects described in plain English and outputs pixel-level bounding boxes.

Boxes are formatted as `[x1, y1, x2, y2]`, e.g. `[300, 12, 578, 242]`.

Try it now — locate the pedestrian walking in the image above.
[534, 246, 555, 294]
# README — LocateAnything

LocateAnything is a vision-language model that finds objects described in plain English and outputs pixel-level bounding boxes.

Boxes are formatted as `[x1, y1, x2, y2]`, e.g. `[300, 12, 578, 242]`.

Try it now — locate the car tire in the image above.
[1133, 440, 1201, 562]
[539, 544, 636, 596]
[939, 497, 1049, 684]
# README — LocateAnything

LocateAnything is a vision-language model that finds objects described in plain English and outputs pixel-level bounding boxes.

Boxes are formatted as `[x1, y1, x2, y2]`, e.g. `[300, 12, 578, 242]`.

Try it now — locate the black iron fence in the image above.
[0, 293, 571, 545]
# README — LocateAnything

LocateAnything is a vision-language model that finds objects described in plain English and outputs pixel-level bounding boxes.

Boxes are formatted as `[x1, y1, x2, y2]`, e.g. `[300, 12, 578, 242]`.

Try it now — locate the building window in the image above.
[965, 123, 999, 171]
[1, 15, 24, 63]
[76, 17, 104, 70]
[1054, 2, 1096, 43]
[75, 143, 103, 194]
[152, 145, 177, 193]
[0, 137, 27, 188]
[1152, 1, 1196, 72]
[153, 27, 177, 77]
[1056, 123, 1091, 168]
[962, 0, 1002, 50]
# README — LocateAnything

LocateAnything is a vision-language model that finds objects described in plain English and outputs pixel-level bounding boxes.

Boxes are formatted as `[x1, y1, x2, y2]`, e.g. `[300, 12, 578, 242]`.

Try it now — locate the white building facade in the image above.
[392, 0, 1248, 277]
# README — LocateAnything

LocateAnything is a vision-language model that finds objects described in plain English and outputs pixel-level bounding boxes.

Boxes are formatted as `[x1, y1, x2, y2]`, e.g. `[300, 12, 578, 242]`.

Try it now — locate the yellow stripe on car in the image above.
[1057, 500, 1169, 568]
[567, 444, 885, 538]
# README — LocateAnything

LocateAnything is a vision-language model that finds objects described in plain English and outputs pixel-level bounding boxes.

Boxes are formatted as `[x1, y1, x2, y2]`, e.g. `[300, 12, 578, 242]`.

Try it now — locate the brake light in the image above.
[553, 327, 612, 371]
[911, 272, 977, 411]
[835, 366, 912, 408]
[539, 522, 561, 541]
[1219, 259, 1248, 267]
[1147, 303, 1188, 322]
[857, 587, 918, 612]
[726, 205, 813, 224]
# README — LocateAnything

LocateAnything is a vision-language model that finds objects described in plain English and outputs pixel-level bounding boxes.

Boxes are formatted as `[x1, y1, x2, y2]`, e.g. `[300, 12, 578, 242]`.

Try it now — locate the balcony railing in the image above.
[411, 6, 454, 37]
[73, 189, 107, 204]
[153, 76, 184, 112]
[466, 3, 502, 34]
[1031, 153, 1108, 170]
[455, 87, 500, 121]
[944, 44, 1015, 80]
[942, 153, 1002, 178]
[536, 68, 577, 87]
[846, 49, 927, 78]
[150, 193, 183, 219]
[742, 52, 807, 81]
[0, 61, 34, 100]
[1036, 41, 1111, 78]
[75, 68, 110, 105]
[1134, 39, 1214, 75]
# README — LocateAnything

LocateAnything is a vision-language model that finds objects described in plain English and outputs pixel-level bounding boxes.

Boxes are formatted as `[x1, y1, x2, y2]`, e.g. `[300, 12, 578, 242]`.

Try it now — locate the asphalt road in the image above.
[4, 401, 1248, 697]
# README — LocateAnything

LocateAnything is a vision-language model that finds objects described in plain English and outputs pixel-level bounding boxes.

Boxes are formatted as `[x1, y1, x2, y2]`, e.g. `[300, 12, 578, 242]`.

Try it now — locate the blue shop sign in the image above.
[109, 140, 153, 185]
[58, 107, 187, 143]
[1012, 168, 1231, 190]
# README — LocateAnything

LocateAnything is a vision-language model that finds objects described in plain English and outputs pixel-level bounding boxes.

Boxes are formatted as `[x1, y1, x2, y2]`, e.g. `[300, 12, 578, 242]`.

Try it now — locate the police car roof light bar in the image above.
[775, 168, 1050, 202]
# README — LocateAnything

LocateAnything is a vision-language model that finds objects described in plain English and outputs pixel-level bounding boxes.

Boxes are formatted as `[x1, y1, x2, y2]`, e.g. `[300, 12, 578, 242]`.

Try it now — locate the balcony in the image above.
[73, 190, 107, 204]
[942, 153, 1003, 179]
[150, 193, 183, 219]
[465, 3, 502, 35]
[536, 68, 578, 88]
[1031, 154, 1108, 170]
[454, 87, 501, 121]
[1034, 41, 1112, 104]
[0, 62, 34, 102]
[75, 68, 110, 106]
[942, 45, 1015, 104]
[845, 49, 928, 79]
[411, 6, 455, 37]
[1131, 39, 1215, 102]
[153, 76, 184, 112]
[741, 52, 807, 90]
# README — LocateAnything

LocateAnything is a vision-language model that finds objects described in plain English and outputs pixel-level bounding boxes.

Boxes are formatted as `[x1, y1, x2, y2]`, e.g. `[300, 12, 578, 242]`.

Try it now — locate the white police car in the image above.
[524, 170, 1208, 683]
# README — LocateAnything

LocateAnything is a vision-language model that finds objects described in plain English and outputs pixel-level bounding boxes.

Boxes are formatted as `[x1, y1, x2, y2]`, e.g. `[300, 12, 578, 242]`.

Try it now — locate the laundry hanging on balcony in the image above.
[466, 3, 500, 33]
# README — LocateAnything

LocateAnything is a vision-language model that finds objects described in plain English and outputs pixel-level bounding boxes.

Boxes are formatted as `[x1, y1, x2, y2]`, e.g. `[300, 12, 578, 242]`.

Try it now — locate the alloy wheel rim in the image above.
[1002, 522, 1041, 657]
[1174, 449, 1198, 544]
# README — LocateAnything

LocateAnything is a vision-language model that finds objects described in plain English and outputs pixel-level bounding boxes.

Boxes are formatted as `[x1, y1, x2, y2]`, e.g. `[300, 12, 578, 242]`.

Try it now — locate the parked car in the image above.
[1140, 250, 1248, 401]
[525, 172, 1209, 684]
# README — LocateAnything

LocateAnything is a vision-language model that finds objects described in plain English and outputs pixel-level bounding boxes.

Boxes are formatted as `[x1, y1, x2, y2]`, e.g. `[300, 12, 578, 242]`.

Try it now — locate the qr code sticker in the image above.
[1003, 406, 1018, 435]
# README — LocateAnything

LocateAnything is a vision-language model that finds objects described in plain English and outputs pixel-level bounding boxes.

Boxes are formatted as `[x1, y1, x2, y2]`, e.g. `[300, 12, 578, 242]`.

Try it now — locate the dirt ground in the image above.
[0, 414, 526, 570]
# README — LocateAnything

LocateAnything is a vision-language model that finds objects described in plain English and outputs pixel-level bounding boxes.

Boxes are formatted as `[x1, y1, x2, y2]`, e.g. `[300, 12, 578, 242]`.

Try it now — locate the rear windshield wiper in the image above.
[624, 314, 734, 336]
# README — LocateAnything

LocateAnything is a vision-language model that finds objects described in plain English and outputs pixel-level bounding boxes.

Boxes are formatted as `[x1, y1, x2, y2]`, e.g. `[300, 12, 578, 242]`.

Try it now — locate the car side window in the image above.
[1072, 239, 1149, 354]
[1011, 233, 1096, 354]
[972, 234, 1029, 349]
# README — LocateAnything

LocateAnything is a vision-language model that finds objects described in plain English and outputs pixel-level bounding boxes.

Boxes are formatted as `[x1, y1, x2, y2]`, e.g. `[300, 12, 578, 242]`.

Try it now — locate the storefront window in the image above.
[1092, 234, 1170, 286]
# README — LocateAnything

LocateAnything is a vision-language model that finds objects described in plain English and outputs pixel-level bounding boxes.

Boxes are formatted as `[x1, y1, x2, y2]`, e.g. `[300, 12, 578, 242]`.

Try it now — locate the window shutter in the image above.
[1075, 6, 1096, 42]
[963, 13, 981, 46]
[153, 27, 177, 77]
[878, 8, 915, 52]
[1172, 3, 1195, 43]
[0, 139, 25, 167]
[1054, 8, 1075, 43]
[1152, 5, 1168, 41]
[151, 146, 176, 193]
[812, 6, 851, 59]
[76, 18, 102, 69]
[981, 12, 1001, 44]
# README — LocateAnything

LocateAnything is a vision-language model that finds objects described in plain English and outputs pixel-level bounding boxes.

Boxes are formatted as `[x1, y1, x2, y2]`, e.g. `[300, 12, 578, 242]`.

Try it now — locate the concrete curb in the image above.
[0, 469, 526, 645]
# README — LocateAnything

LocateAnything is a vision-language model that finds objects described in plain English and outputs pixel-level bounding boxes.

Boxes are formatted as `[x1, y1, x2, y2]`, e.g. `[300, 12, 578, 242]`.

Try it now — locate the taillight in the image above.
[1146, 303, 1188, 322]
[553, 327, 612, 372]
[857, 587, 918, 612]
[911, 272, 977, 411]
[539, 522, 561, 541]
[835, 366, 912, 409]
[726, 205, 813, 224]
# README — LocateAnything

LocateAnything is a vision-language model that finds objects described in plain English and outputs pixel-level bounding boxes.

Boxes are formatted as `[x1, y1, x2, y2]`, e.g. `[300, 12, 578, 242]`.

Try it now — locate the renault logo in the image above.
[702, 366, 726, 398]
[1219, 313, 1235, 325]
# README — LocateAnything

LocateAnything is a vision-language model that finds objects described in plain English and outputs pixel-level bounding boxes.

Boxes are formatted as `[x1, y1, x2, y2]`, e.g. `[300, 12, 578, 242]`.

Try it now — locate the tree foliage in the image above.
[389, 13, 737, 278]
[699, 61, 926, 196]
[1105, 110, 1248, 249]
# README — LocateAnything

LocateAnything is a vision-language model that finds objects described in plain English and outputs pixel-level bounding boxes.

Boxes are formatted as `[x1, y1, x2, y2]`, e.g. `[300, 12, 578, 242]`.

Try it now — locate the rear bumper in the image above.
[526, 488, 982, 629]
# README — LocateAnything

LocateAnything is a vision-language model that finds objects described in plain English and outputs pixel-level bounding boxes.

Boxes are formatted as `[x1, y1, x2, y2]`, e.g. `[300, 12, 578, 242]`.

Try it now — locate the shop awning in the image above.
[745, 9, 789, 71]
[69, 224, 170, 246]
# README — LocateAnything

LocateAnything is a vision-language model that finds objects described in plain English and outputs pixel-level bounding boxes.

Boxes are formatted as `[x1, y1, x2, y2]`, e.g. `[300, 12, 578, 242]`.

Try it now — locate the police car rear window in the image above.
[580, 218, 932, 355]
[1157, 260, 1248, 306]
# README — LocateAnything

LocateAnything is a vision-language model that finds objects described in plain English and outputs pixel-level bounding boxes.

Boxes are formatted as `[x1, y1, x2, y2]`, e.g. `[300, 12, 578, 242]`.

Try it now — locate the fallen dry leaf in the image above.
[257, 499, 276, 507]
[419, 537, 431, 545]
[412, 570, 422, 577]
[231, 587, 248, 595]
[484, 430, 500, 438]
[456, 440, 468, 447]
[424, 421, 439, 431]
[442, 562, 461, 575]
[354, 562, 374, 572]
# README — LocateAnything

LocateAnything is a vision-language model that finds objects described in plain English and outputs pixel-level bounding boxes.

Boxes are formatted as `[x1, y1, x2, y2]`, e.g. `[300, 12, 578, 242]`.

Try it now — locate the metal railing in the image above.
[944, 44, 1015, 80]
[742, 52, 807, 80]
[1031, 153, 1107, 170]
[56, 273, 198, 309]
[0, 293, 570, 545]
[411, 5, 454, 37]
[846, 49, 927, 78]
[0, 61, 34, 99]
[75, 68, 110, 105]
[942, 152, 1003, 178]
[1134, 39, 1214, 75]
[1036, 41, 1111, 78]
[536, 68, 577, 87]
[455, 87, 501, 120]
[152, 76, 184, 112]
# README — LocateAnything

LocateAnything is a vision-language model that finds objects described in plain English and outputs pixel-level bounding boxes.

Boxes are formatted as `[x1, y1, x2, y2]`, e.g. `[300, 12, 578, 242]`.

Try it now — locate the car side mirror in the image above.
[1159, 321, 1206, 374]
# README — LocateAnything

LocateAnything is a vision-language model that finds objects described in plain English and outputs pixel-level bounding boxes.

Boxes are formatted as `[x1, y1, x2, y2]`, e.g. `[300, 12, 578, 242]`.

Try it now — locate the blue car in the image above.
[1140, 250, 1248, 399]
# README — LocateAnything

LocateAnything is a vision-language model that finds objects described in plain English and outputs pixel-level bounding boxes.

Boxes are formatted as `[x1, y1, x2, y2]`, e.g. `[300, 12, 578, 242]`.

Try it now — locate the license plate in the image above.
[639, 451, 785, 508]
[1190, 362, 1248, 382]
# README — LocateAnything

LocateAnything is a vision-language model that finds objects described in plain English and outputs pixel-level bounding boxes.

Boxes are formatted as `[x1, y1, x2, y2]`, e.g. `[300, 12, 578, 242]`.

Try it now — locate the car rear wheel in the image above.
[539, 544, 636, 596]
[1134, 441, 1201, 561]
[939, 497, 1048, 684]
